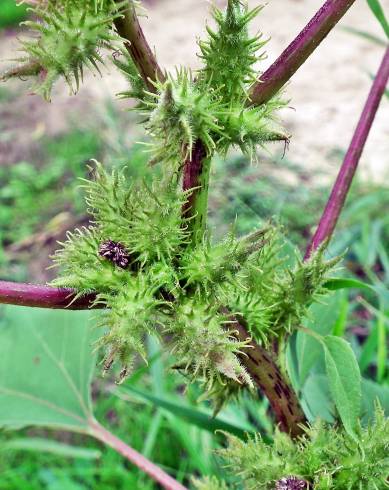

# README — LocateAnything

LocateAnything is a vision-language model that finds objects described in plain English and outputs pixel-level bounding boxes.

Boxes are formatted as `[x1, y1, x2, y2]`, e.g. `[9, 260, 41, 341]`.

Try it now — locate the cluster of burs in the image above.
[9, 1, 389, 489]
[13, 0, 333, 389]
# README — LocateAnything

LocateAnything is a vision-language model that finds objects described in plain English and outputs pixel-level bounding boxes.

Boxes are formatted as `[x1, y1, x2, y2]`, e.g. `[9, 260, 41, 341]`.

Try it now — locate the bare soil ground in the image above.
[0, 0, 388, 174]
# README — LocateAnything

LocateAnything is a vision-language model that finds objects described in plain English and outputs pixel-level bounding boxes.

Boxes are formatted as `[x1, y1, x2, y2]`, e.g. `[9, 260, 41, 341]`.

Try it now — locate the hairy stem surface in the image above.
[114, 0, 164, 90]
[249, 0, 356, 106]
[305, 46, 389, 259]
[89, 420, 188, 490]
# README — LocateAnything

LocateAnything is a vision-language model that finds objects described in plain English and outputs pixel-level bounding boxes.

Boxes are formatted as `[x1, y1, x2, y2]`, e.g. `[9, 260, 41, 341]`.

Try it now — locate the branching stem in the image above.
[226, 314, 307, 437]
[182, 141, 211, 244]
[113, 0, 165, 91]
[249, 0, 356, 106]
[305, 46, 389, 259]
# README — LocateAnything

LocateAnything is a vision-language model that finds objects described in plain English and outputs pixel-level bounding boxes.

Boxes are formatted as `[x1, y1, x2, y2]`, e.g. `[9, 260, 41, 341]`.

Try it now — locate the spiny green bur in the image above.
[52, 159, 336, 391]
[41, 1, 338, 395]
[197, 405, 389, 489]
[12, 0, 128, 100]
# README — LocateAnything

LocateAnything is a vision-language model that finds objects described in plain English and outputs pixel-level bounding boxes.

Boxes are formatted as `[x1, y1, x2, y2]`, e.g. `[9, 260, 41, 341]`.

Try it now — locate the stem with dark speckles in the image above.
[224, 312, 307, 438]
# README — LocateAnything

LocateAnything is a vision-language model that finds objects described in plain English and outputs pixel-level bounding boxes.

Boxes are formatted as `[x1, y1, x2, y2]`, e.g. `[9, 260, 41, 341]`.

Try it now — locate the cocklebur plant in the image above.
[51, 161, 337, 392]
[40, 0, 336, 391]
[1, 0, 388, 489]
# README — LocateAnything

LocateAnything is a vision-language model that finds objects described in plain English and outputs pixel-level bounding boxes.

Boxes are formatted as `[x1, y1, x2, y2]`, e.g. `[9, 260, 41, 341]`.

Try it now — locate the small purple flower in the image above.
[276, 476, 309, 490]
[99, 240, 130, 269]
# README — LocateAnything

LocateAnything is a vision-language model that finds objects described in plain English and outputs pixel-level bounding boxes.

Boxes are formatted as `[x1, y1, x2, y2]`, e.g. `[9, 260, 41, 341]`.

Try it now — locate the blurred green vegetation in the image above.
[0, 0, 28, 29]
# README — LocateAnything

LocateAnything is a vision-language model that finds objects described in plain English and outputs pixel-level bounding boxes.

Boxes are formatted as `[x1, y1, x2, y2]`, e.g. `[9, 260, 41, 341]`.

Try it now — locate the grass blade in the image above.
[117, 386, 255, 440]
[366, 0, 389, 38]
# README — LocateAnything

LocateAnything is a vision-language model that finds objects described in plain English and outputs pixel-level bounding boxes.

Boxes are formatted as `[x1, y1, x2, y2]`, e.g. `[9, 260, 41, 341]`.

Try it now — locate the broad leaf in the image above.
[323, 336, 362, 438]
[324, 277, 374, 292]
[301, 374, 335, 423]
[296, 293, 342, 386]
[0, 306, 96, 432]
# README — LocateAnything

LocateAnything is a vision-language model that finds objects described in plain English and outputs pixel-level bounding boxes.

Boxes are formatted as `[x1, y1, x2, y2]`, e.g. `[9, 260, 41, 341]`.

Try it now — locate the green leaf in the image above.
[296, 293, 343, 386]
[0, 306, 97, 432]
[2, 438, 101, 459]
[323, 336, 362, 438]
[332, 292, 349, 337]
[361, 378, 389, 422]
[301, 374, 335, 423]
[366, 0, 389, 38]
[323, 277, 374, 292]
[117, 385, 256, 440]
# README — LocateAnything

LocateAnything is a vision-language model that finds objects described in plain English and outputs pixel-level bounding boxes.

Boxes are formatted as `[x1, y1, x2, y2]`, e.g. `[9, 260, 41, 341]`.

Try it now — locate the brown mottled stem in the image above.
[114, 0, 165, 91]
[0, 281, 96, 310]
[226, 313, 307, 437]
[305, 46, 389, 259]
[249, 0, 356, 106]
[89, 420, 188, 490]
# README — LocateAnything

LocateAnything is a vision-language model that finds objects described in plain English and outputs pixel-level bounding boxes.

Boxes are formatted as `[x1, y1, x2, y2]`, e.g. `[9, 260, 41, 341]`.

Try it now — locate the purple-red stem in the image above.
[249, 0, 356, 106]
[305, 46, 389, 259]
[0, 281, 95, 310]
[89, 420, 188, 490]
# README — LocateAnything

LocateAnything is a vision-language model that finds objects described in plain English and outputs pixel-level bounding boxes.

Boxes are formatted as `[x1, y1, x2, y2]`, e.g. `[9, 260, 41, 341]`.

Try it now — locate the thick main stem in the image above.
[249, 0, 356, 106]
[182, 141, 212, 243]
[89, 420, 188, 490]
[114, 0, 165, 91]
[305, 46, 389, 259]
[227, 315, 307, 437]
